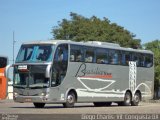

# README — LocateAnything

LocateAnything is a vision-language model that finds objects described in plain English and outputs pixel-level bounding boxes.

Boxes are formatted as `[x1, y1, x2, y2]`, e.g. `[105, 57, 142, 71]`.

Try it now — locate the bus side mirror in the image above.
[45, 64, 51, 78]
[5, 64, 13, 80]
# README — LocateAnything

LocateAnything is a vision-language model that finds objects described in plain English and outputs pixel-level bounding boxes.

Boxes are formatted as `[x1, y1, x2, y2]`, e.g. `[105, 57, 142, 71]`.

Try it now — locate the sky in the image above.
[0, 0, 160, 63]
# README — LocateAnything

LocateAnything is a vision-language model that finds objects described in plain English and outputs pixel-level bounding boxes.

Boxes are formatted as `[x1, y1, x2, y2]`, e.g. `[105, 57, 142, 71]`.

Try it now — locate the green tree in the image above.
[144, 40, 160, 99]
[51, 12, 141, 48]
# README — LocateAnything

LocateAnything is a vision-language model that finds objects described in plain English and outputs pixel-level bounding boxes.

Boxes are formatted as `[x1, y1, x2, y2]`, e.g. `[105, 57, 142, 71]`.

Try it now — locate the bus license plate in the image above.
[25, 98, 32, 102]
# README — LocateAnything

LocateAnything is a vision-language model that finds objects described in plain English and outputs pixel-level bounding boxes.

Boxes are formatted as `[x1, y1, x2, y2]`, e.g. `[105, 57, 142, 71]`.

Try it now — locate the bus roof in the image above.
[22, 40, 153, 54]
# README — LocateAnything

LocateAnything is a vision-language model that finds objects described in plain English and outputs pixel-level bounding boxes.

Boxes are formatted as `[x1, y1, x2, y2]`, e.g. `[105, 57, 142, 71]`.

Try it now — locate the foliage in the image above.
[144, 40, 160, 99]
[51, 12, 141, 48]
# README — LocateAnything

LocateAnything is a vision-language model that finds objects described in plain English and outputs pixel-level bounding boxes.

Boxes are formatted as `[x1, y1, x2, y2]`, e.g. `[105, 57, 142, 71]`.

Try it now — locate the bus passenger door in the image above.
[50, 44, 68, 101]
[51, 44, 68, 87]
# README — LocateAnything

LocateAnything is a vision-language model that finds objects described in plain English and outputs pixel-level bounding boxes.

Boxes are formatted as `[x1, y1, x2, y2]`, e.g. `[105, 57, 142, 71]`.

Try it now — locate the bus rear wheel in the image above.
[33, 103, 45, 108]
[131, 92, 141, 106]
[63, 92, 76, 108]
[119, 91, 131, 106]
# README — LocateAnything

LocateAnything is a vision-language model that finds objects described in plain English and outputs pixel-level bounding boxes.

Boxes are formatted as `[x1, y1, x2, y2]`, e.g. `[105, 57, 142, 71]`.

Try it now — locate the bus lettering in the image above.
[75, 63, 86, 77]
[75, 63, 112, 78]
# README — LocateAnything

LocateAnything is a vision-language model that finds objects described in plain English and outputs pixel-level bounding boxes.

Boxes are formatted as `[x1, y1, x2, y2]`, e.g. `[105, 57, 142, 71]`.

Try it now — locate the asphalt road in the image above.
[0, 100, 160, 120]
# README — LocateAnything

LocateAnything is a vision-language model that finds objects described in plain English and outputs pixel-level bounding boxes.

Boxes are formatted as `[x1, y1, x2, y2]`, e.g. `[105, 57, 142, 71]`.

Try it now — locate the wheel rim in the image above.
[125, 93, 131, 104]
[67, 94, 74, 104]
[134, 94, 140, 103]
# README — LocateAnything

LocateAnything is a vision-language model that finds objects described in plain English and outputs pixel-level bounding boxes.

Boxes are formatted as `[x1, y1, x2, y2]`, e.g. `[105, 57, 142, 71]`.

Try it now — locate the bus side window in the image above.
[125, 53, 131, 65]
[145, 54, 153, 67]
[132, 53, 139, 66]
[54, 45, 68, 62]
[96, 48, 108, 64]
[70, 50, 82, 62]
[85, 49, 95, 63]
[139, 54, 145, 67]
[75, 50, 82, 62]
[109, 50, 114, 64]
[70, 50, 75, 62]
[70, 45, 84, 62]
[109, 50, 120, 65]
[117, 51, 122, 65]
[133, 53, 145, 67]
[121, 51, 132, 66]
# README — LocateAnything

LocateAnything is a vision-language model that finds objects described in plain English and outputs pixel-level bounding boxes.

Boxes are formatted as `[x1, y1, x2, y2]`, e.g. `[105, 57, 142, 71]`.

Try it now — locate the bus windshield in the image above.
[16, 44, 54, 63]
[14, 71, 49, 89]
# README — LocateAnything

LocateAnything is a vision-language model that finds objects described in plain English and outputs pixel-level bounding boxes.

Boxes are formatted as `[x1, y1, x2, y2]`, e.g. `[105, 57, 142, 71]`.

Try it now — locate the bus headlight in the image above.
[39, 92, 46, 96]
[39, 92, 49, 98]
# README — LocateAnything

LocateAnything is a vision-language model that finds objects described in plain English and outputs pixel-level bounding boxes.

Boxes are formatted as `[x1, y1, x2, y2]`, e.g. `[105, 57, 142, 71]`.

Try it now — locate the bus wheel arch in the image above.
[131, 90, 141, 106]
[63, 89, 77, 108]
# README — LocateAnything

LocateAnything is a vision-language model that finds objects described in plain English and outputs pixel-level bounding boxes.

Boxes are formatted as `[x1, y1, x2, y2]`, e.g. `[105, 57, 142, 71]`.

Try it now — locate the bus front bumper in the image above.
[13, 95, 50, 103]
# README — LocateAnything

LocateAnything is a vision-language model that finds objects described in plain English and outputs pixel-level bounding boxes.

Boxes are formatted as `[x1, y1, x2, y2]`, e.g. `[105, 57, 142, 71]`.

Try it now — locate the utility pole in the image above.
[13, 31, 16, 64]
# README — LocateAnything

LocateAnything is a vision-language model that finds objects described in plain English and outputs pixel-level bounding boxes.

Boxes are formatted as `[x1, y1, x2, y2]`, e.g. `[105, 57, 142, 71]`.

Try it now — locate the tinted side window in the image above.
[132, 53, 146, 67]
[131, 53, 153, 67]
[139, 54, 145, 67]
[145, 54, 153, 67]
[132, 53, 140, 66]
[54, 44, 68, 62]
[85, 48, 95, 63]
[122, 52, 131, 65]
[109, 50, 121, 65]
[96, 48, 108, 64]
[70, 45, 84, 62]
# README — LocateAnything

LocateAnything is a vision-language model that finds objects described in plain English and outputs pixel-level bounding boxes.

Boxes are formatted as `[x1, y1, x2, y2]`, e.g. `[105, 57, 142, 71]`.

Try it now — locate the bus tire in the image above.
[33, 103, 45, 108]
[131, 92, 141, 106]
[123, 91, 132, 106]
[63, 92, 76, 108]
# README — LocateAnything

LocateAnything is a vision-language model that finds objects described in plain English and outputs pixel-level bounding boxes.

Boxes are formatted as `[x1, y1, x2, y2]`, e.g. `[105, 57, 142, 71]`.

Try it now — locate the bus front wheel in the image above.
[63, 92, 76, 108]
[33, 103, 45, 108]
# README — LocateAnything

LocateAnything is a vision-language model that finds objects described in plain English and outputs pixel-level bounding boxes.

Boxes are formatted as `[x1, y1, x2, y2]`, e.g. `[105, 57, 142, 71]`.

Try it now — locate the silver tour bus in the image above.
[10, 40, 154, 108]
